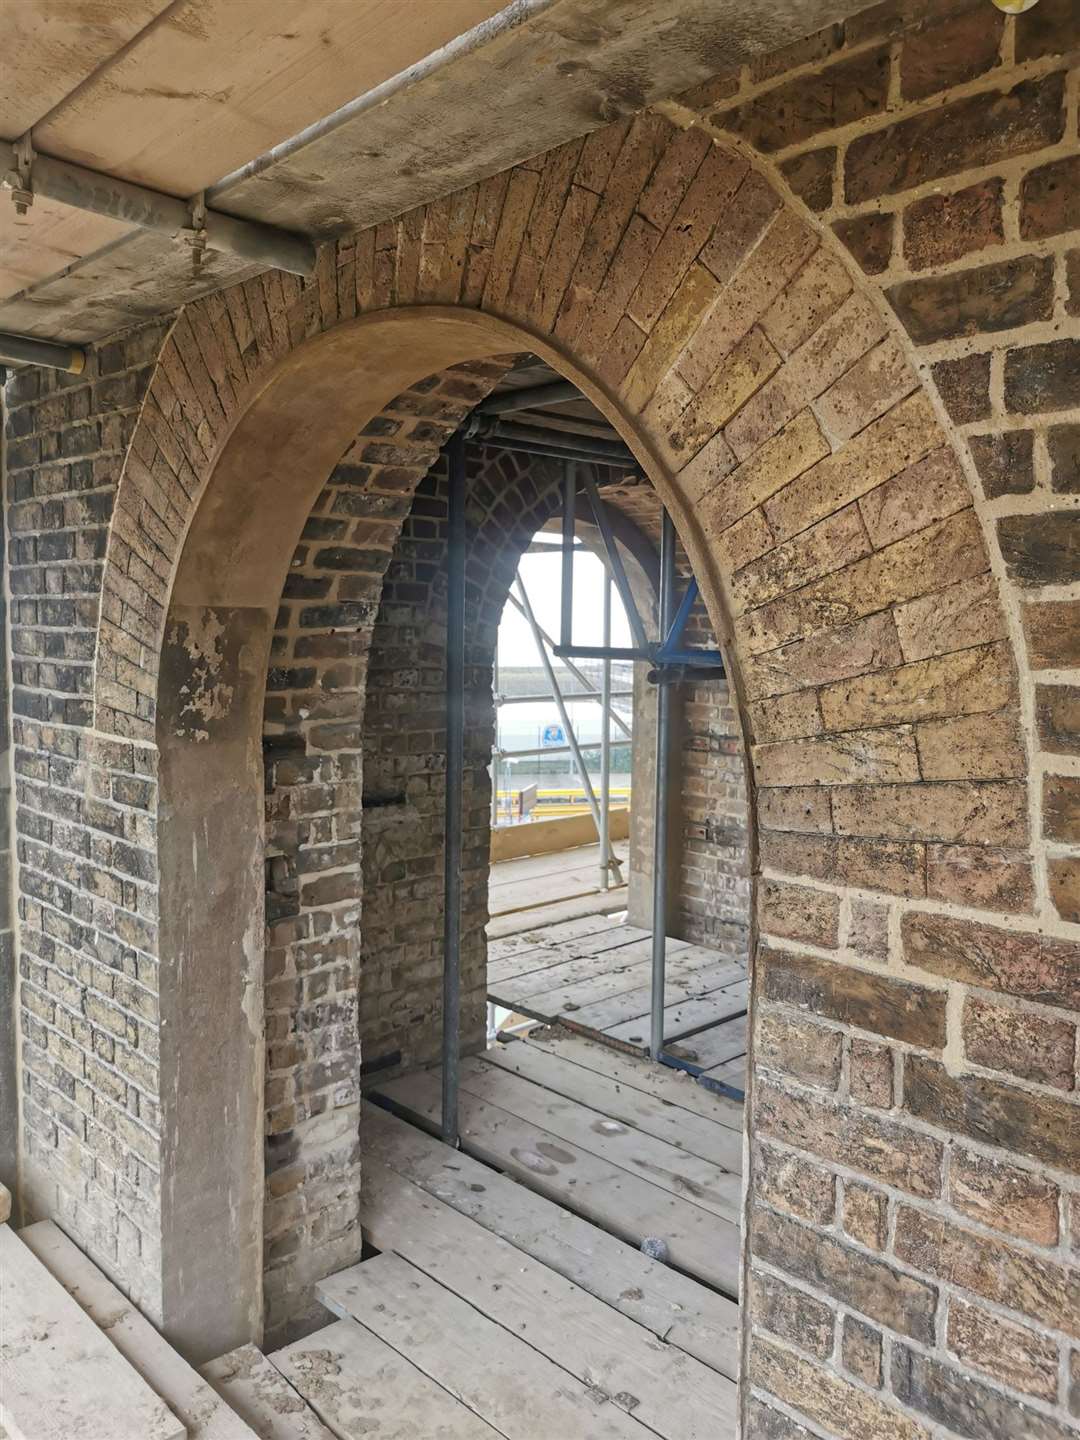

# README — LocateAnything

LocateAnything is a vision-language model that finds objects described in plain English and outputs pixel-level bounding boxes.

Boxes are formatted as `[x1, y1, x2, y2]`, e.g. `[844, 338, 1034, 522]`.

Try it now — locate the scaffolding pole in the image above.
[514, 576, 605, 843]
[600, 566, 613, 891]
[650, 509, 677, 1062]
[503, 592, 631, 739]
[441, 434, 465, 1146]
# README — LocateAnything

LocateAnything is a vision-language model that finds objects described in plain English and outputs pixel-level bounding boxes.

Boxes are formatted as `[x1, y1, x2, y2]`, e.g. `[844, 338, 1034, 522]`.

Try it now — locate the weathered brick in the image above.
[1048, 423, 1080, 494]
[696, 409, 829, 534]
[843, 1180, 889, 1251]
[845, 73, 1066, 203]
[754, 1204, 937, 1341]
[1006, 339, 1080, 415]
[968, 429, 1035, 498]
[893, 1345, 1073, 1440]
[903, 179, 1004, 270]
[763, 391, 942, 545]
[1023, 600, 1080, 669]
[760, 831, 925, 898]
[894, 1204, 1080, 1336]
[888, 255, 1054, 345]
[758, 1010, 843, 1088]
[1015, 0, 1080, 61]
[850, 1039, 896, 1108]
[1044, 773, 1080, 844]
[745, 611, 903, 702]
[819, 641, 1013, 732]
[902, 910, 1079, 1011]
[848, 898, 890, 961]
[758, 786, 833, 835]
[779, 148, 835, 213]
[926, 842, 1033, 912]
[964, 994, 1076, 1091]
[750, 1267, 834, 1358]
[1049, 858, 1080, 925]
[759, 249, 852, 358]
[745, 1397, 818, 1440]
[950, 1146, 1059, 1247]
[1020, 154, 1080, 241]
[752, 1336, 932, 1440]
[833, 779, 1027, 848]
[758, 881, 840, 948]
[719, 48, 890, 153]
[756, 1140, 836, 1224]
[843, 1316, 883, 1388]
[905, 1055, 1080, 1174]
[755, 726, 920, 789]
[756, 1079, 943, 1196]
[900, 6, 1003, 100]
[761, 948, 945, 1049]
[932, 352, 991, 424]
[949, 1296, 1059, 1402]
[833, 213, 893, 276]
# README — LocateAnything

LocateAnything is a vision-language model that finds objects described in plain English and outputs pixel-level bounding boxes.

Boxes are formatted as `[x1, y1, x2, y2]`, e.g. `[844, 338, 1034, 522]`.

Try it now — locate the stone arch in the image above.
[84, 112, 1033, 1365]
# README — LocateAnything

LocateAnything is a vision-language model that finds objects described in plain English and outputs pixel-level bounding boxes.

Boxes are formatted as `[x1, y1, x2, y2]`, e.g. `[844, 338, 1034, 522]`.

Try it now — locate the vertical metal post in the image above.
[442, 433, 466, 1145]
[491, 640, 501, 830]
[561, 460, 575, 652]
[650, 508, 677, 1061]
[599, 565, 612, 891]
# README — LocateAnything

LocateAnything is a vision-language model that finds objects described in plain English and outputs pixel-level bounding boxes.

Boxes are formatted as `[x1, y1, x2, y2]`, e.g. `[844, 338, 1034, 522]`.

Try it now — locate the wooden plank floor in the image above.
[487, 839, 630, 935]
[340, 1032, 742, 1437]
[487, 913, 749, 1094]
[372, 1031, 744, 1301]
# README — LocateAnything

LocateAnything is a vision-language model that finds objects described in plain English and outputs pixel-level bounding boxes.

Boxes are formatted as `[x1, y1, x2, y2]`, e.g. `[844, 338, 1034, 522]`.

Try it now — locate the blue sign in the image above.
[541, 723, 565, 747]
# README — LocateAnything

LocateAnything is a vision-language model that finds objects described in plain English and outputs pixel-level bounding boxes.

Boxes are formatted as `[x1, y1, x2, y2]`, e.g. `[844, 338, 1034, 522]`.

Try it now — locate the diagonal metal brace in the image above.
[578, 467, 649, 653]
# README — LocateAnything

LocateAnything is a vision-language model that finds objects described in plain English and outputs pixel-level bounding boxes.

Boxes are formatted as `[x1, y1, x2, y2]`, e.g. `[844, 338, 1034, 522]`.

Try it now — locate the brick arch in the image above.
[76, 109, 1052, 1381]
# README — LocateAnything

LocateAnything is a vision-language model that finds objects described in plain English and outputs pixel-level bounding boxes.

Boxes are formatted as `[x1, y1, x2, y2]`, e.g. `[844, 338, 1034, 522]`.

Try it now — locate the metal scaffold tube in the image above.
[442, 433, 466, 1146]
[650, 509, 677, 1062]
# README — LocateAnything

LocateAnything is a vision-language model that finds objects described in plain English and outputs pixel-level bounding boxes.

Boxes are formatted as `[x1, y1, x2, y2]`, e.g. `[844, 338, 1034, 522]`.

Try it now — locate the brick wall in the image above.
[0, 0, 1075, 1417]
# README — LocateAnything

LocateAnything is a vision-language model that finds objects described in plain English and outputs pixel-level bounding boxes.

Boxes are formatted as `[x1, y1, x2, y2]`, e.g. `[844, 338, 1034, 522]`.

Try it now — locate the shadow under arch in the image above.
[153, 304, 746, 1359]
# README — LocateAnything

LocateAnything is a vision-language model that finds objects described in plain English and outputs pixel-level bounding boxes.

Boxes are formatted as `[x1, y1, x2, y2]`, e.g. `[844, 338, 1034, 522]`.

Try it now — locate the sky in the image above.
[495, 543, 633, 669]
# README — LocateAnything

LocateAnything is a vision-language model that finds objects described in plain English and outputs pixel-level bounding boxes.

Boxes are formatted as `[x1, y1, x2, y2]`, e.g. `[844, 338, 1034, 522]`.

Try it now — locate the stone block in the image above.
[845, 72, 1066, 203]
[761, 947, 945, 1049]
[779, 148, 835, 213]
[744, 611, 903, 702]
[757, 1010, 843, 1088]
[848, 898, 890, 961]
[904, 1055, 1080, 1175]
[949, 1296, 1059, 1402]
[758, 786, 833, 835]
[902, 910, 1079, 1011]
[758, 882, 840, 947]
[831, 779, 1027, 848]
[756, 1078, 943, 1197]
[903, 178, 1004, 270]
[759, 249, 852, 358]
[748, 688, 822, 744]
[696, 409, 829, 535]
[891, 573, 1002, 663]
[752, 1205, 937, 1342]
[949, 1146, 1059, 1247]
[963, 994, 1076, 1091]
[968, 429, 1035, 498]
[815, 336, 915, 445]
[999, 512, 1080, 588]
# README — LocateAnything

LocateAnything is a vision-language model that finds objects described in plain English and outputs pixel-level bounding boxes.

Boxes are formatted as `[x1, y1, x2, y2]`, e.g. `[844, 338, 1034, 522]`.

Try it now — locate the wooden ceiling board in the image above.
[0, 194, 129, 295]
[31, 0, 510, 196]
[0, 0, 173, 138]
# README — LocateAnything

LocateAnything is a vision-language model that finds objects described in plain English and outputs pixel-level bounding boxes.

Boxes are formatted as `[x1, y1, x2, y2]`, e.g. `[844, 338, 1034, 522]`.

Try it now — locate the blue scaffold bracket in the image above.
[653, 577, 727, 672]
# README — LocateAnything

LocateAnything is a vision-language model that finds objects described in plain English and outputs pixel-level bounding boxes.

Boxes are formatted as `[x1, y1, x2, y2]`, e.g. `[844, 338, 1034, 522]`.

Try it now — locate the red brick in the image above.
[833, 213, 893, 276]
[719, 48, 890, 154]
[888, 255, 1054, 346]
[779, 148, 835, 213]
[900, 7, 1003, 101]
[1020, 155, 1080, 241]
[932, 352, 991, 425]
